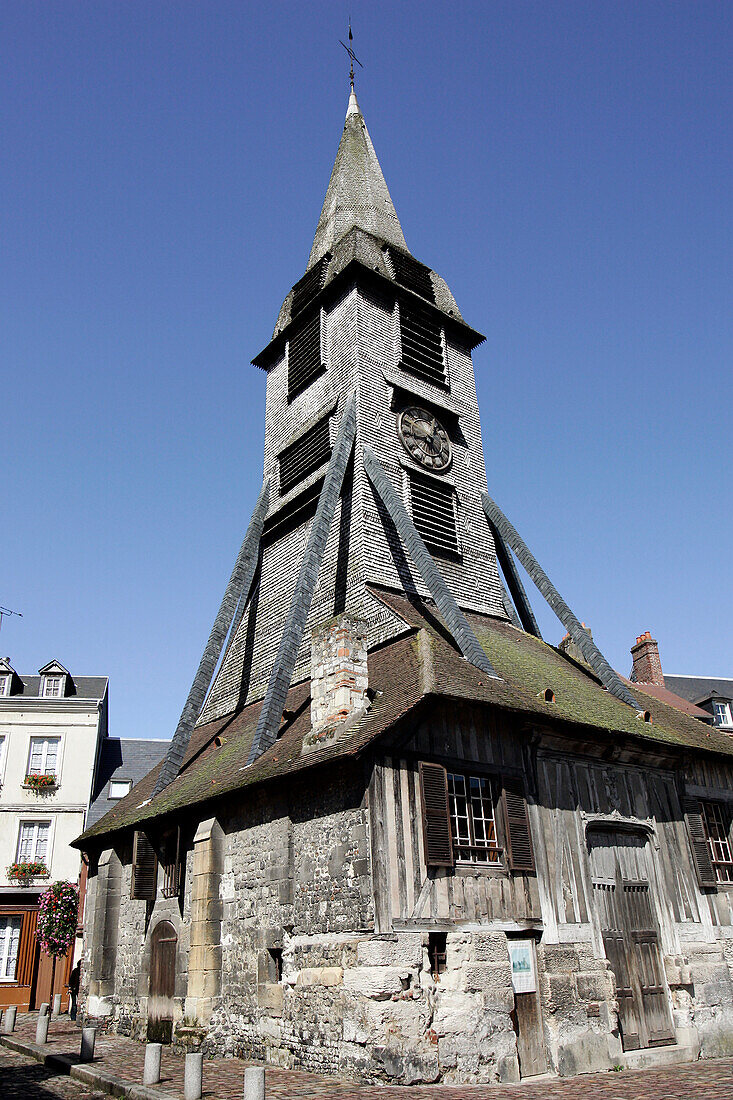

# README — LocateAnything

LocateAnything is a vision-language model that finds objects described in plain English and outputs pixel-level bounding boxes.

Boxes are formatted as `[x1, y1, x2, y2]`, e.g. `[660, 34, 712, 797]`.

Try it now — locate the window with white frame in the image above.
[713, 700, 733, 727]
[42, 675, 64, 698]
[27, 737, 59, 777]
[109, 779, 132, 799]
[0, 674, 11, 697]
[0, 734, 6, 781]
[16, 821, 51, 864]
[0, 916, 22, 981]
[446, 771, 501, 864]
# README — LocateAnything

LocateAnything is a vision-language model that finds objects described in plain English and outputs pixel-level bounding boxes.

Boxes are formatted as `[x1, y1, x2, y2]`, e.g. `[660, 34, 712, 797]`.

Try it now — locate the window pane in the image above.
[35, 823, 50, 861]
[29, 740, 44, 773]
[44, 740, 58, 774]
[18, 824, 34, 861]
[109, 780, 132, 799]
[702, 800, 733, 884]
[0, 917, 22, 980]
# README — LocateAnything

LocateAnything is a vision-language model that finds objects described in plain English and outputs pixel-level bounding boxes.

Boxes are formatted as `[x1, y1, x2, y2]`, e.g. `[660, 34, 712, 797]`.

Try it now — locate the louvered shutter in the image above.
[419, 762, 454, 868]
[683, 798, 717, 889]
[131, 831, 158, 900]
[288, 312, 323, 399]
[162, 825, 183, 898]
[399, 302, 446, 385]
[291, 255, 329, 318]
[502, 776, 535, 873]
[389, 250, 435, 302]
[279, 417, 332, 495]
[410, 474, 459, 557]
[16, 910, 38, 986]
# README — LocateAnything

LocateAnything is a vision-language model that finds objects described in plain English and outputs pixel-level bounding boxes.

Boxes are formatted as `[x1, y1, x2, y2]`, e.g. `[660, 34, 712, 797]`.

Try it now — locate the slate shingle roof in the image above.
[86, 738, 169, 829]
[664, 675, 733, 706]
[3, 675, 108, 700]
[76, 587, 733, 847]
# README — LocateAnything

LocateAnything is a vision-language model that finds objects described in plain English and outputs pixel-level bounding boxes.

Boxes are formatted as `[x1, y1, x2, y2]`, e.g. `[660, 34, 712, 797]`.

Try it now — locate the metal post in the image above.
[80, 1026, 97, 1062]
[244, 1065, 266, 1100]
[3, 1005, 17, 1033]
[143, 1042, 162, 1085]
[184, 1052, 203, 1100]
[35, 1013, 50, 1045]
[52, 993, 62, 1016]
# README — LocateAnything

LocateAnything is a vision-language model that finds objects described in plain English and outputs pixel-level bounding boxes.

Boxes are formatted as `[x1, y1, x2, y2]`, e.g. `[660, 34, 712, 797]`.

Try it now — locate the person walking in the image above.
[67, 962, 80, 1020]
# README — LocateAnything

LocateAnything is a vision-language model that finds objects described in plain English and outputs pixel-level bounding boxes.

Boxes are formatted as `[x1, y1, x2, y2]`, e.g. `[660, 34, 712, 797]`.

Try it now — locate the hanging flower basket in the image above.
[25, 773, 57, 790]
[7, 861, 49, 882]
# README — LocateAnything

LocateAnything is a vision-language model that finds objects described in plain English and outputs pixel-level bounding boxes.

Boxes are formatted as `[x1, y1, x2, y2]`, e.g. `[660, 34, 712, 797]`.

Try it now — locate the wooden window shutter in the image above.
[16, 910, 38, 986]
[131, 830, 158, 900]
[419, 761, 454, 868]
[502, 776, 535, 873]
[162, 825, 183, 898]
[683, 798, 717, 889]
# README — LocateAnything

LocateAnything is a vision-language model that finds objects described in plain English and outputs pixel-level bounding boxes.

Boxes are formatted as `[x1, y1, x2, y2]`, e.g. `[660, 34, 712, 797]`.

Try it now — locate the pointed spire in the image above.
[307, 91, 409, 270]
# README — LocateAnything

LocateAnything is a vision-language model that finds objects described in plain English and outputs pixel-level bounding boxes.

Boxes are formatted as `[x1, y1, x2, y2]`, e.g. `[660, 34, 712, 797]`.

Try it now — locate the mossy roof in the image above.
[76, 586, 733, 847]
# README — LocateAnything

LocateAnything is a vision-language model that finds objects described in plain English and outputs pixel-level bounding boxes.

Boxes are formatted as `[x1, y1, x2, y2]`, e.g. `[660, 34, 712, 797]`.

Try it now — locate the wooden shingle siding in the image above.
[290, 255, 329, 318]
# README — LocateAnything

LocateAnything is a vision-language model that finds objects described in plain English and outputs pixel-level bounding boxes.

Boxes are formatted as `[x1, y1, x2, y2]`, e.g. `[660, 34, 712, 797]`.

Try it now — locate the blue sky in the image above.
[2, 2, 731, 740]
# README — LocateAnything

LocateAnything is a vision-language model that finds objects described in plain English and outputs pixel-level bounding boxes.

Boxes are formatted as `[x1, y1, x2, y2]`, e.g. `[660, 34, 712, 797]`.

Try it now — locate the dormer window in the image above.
[0, 674, 11, 697]
[38, 662, 70, 699]
[713, 700, 733, 727]
[42, 675, 64, 698]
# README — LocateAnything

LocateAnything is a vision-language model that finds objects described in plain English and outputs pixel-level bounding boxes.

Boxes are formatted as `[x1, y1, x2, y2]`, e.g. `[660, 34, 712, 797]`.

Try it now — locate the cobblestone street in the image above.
[2, 1016, 733, 1099]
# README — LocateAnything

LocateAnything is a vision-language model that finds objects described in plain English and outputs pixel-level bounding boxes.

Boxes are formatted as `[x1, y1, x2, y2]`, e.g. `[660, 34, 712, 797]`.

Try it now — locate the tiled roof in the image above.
[76, 588, 733, 847]
[628, 681, 712, 720]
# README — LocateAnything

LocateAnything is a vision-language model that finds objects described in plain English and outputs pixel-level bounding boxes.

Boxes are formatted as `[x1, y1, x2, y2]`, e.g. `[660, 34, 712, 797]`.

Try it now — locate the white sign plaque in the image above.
[508, 940, 536, 994]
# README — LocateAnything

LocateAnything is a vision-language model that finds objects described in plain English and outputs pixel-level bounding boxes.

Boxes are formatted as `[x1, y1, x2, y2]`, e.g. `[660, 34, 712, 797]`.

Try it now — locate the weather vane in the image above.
[339, 19, 363, 92]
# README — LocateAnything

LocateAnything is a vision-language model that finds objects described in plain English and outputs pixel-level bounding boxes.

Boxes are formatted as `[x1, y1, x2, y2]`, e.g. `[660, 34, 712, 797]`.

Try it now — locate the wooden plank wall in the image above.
[369, 703, 539, 930]
[534, 755, 724, 940]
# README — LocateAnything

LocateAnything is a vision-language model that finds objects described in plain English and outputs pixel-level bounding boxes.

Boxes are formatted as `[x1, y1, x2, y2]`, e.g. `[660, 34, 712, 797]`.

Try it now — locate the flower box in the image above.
[7, 861, 49, 882]
[24, 773, 57, 790]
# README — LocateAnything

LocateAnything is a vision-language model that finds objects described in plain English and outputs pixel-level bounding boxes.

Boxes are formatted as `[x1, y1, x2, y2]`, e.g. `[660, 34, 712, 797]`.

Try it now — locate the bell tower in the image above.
[150, 85, 642, 796]
[200, 89, 506, 729]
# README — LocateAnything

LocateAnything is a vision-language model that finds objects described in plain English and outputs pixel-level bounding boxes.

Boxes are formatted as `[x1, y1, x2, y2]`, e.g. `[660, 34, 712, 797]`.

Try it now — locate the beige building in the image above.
[0, 657, 108, 1011]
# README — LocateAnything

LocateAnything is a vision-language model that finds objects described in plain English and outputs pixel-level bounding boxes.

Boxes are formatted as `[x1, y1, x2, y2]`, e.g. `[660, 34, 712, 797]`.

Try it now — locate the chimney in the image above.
[630, 631, 664, 686]
[306, 615, 368, 750]
[558, 624, 593, 665]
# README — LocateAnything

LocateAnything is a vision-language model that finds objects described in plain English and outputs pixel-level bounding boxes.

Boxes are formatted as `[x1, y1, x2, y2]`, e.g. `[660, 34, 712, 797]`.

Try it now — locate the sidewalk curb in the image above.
[0, 1033, 179, 1100]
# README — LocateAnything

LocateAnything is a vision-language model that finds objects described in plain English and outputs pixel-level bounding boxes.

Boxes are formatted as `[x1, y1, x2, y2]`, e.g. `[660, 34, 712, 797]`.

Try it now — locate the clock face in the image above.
[398, 406, 452, 471]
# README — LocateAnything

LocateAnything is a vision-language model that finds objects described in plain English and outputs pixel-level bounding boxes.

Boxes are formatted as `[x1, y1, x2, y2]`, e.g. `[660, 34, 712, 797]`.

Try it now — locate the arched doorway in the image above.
[148, 920, 177, 1043]
[587, 826, 674, 1051]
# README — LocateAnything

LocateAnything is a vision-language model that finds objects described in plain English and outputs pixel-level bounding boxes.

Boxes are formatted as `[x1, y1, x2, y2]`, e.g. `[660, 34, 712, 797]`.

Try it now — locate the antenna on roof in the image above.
[0, 606, 23, 636]
[339, 18, 363, 92]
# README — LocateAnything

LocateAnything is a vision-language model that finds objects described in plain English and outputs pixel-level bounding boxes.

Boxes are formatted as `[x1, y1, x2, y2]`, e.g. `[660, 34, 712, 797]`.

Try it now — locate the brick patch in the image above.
[4, 1014, 733, 1099]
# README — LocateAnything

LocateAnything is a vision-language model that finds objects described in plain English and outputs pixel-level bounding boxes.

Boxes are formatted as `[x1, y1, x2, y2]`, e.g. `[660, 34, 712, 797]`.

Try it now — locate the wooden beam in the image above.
[246, 392, 357, 765]
[364, 445, 499, 679]
[481, 491, 642, 712]
[153, 479, 271, 795]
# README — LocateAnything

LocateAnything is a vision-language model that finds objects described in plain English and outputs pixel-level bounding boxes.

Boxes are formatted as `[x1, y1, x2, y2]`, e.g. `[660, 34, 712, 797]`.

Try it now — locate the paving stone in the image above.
[5, 1013, 733, 1099]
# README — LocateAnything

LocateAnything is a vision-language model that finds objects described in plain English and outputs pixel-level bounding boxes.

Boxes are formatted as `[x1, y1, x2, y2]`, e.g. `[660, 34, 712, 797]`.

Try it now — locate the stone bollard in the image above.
[143, 1042, 162, 1086]
[80, 1026, 97, 1062]
[183, 1052, 203, 1100]
[244, 1066, 266, 1100]
[3, 1006, 17, 1033]
[39, 1002, 50, 1017]
[52, 993, 62, 1017]
[35, 1013, 50, 1045]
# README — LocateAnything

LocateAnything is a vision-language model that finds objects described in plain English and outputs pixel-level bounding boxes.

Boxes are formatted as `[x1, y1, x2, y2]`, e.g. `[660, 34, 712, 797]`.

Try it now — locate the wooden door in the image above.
[588, 829, 674, 1051]
[148, 920, 177, 1043]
